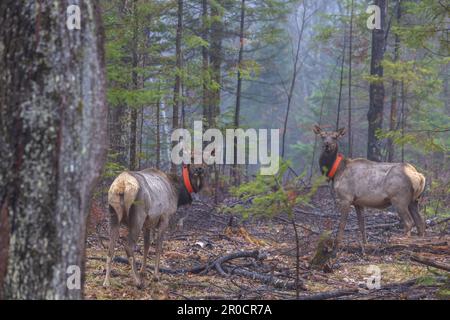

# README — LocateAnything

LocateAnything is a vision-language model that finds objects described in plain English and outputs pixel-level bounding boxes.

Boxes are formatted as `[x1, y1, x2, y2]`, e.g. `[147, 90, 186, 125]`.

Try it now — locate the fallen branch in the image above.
[345, 222, 399, 231]
[410, 254, 450, 272]
[88, 256, 207, 274]
[427, 216, 450, 227]
[297, 288, 359, 300]
[342, 241, 449, 255]
[222, 265, 306, 291]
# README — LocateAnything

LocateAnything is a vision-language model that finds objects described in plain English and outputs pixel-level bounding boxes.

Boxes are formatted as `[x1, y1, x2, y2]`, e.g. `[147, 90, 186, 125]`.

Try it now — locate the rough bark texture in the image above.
[0, 0, 107, 299]
[367, 0, 386, 162]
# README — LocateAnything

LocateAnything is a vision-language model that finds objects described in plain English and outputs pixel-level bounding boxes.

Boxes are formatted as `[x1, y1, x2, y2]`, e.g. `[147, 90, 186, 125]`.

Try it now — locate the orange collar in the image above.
[327, 153, 344, 179]
[182, 165, 194, 194]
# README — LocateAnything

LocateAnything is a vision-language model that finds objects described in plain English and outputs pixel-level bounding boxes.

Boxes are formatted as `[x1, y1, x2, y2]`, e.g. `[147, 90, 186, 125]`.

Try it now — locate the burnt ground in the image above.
[84, 186, 450, 300]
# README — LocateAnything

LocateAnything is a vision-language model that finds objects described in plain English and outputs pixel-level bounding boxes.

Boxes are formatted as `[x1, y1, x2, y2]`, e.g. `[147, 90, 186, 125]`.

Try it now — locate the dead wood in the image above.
[427, 217, 450, 227]
[342, 241, 449, 255]
[297, 288, 359, 300]
[221, 265, 306, 291]
[345, 222, 399, 231]
[410, 254, 450, 272]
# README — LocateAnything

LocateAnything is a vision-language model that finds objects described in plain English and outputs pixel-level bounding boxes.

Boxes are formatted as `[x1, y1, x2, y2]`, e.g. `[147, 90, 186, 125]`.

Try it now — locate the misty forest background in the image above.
[0, 0, 449, 299]
[102, 0, 448, 205]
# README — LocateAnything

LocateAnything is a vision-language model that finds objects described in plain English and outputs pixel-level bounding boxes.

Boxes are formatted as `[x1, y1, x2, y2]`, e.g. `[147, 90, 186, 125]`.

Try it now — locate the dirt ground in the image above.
[84, 186, 450, 300]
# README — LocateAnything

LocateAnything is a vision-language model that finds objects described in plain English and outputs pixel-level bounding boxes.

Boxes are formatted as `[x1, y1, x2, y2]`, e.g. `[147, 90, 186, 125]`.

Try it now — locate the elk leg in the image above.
[334, 202, 351, 249]
[140, 228, 151, 275]
[392, 197, 414, 236]
[103, 208, 120, 287]
[408, 201, 426, 236]
[153, 215, 169, 281]
[396, 207, 414, 236]
[355, 205, 367, 254]
[125, 207, 146, 288]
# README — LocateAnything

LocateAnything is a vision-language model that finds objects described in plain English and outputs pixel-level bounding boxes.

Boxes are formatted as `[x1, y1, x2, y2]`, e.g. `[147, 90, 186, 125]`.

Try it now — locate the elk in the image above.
[313, 125, 426, 250]
[103, 162, 206, 288]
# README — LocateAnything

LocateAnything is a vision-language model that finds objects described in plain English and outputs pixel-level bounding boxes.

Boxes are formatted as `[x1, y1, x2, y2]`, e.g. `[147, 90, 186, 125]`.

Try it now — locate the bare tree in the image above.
[172, 0, 183, 172]
[281, 2, 308, 158]
[367, 0, 386, 161]
[233, 0, 246, 184]
[347, 0, 354, 157]
[387, 0, 402, 162]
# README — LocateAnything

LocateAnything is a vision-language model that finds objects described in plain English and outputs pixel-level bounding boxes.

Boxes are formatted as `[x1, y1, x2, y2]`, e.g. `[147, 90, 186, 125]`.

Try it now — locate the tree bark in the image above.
[156, 96, 161, 169]
[202, 0, 211, 129]
[172, 0, 183, 173]
[233, 0, 245, 184]
[129, 0, 139, 171]
[367, 0, 386, 162]
[387, 0, 401, 162]
[210, 0, 223, 124]
[210, 0, 224, 201]
[347, 0, 354, 157]
[0, 1, 107, 299]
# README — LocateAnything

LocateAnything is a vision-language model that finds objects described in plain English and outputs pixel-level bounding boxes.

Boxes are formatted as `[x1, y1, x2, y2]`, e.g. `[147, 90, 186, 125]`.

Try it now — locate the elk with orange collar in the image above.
[103, 160, 206, 288]
[313, 125, 426, 251]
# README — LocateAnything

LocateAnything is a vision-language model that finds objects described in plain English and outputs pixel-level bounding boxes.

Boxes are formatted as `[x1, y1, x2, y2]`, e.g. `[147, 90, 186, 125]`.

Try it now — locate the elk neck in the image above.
[319, 147, 338, 178]
[177, 166, 200, 207]
[178, 179, 193, 207]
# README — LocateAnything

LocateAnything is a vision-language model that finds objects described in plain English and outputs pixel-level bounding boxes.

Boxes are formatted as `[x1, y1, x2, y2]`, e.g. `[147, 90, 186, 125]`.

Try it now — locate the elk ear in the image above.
[337, 127, 346, 138]
[313, 125, 322, 135]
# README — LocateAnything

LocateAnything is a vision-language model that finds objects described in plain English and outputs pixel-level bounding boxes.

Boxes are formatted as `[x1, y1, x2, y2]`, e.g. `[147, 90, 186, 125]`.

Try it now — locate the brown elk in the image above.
[313, 125, 426, 250]
[103, 162, 206, 288]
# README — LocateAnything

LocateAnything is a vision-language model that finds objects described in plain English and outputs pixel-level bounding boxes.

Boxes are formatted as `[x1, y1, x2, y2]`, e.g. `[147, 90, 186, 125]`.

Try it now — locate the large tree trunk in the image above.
[367, 0, 386, 162]
[172, 0, 183, 172]
[0, 1, 107, 299]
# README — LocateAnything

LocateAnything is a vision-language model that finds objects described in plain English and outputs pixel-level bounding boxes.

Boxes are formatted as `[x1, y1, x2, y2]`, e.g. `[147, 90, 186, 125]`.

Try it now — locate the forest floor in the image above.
[84, 186, 450, 300]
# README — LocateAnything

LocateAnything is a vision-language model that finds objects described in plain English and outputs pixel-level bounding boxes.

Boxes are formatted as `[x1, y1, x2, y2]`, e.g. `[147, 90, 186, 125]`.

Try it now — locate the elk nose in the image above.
[194, 167, 204, 175]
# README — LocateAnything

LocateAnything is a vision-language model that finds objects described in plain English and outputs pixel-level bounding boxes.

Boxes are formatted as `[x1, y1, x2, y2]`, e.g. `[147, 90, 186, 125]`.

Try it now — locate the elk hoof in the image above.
[152, 275, 160, 282]
[103, 279, 110, 287]
[135, 280, 145, 289]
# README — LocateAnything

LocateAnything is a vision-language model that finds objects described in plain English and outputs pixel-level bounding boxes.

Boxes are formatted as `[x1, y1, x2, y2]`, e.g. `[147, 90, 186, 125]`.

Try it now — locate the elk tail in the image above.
[404, 163, 426, 201]
[108, 172, 140, 222]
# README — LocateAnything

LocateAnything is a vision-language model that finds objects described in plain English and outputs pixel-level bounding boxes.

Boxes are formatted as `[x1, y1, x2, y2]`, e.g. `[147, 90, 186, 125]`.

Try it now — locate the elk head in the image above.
[184, 150, 214, 193]
[313, 125, 346, 154]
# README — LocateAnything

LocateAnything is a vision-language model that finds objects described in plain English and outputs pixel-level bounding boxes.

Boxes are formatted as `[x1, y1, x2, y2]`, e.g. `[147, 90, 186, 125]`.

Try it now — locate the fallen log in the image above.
[410, 255, 450, 272]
